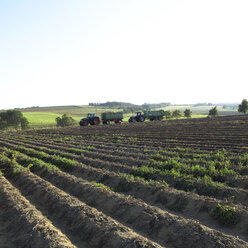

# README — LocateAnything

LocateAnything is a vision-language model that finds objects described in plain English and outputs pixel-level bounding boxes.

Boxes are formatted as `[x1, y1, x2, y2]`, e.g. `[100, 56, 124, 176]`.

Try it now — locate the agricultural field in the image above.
[18, 104, 239, 128]
[0, 115, 248, 247]
[161, 105, 238, 116]
[21, 105, 121, 128]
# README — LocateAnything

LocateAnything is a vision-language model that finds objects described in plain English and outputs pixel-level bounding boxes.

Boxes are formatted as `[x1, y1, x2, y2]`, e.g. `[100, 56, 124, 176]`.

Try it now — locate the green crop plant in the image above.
[47, 155, 77, 171]
[94, 136, 106, 140]
[132, 165, 160, 180]
[147, 149, 239, 185]
[62, 137, 75, 141]
[26, 163, 34, 171]
[84, 146, 95, 151]
[112, 135, 121, 140]
[10, 149, 59, 172]
[210, 204, 238, 226]
[119, 173, 144, 183]
[162, 180, 169, 187]
[90, 181, 114, 191]
[67, 147, 85, 155]
[67, 146, 95, 155]
[214, 149, 228, 162]
[15, 146, 76, 171]
[191, 164, 208, 178]
[0, 153, 27, 177]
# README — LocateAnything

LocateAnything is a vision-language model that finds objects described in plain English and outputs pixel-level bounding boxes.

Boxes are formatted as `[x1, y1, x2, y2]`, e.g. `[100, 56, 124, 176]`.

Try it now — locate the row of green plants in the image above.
[9, 133, 241, 160]
[0, 149, 239, 227]
[2, 135, 247, 193]
[37, 134, 248, 178]
[2, 147, 162, 193]
[9, 133, 245, 159]
[4, 134, 248, 180]
[148, 158, 237, 183]
[150, 148, 248, 174]
[131, 164, 228, 196]
[0, 152, 30, 177]
[33, 133, 248, 171]
[11, 144, 239, 200]
[149, 154, 237, 182]
[15, 145, 77, 172]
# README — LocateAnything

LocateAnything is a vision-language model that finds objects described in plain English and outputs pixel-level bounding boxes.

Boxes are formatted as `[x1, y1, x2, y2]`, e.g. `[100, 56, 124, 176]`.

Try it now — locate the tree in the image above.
[164, 110, 172, 119]
[184, 109, 192, 118]
[209, 106, 218, 117]
[0, 118, 8, 130]
[0, 110, 28, 130]
[238, 99, 248, 114]
[21, 117, 29, 130]
[56, 114, 76, 127]
[172, 110, 182, 119]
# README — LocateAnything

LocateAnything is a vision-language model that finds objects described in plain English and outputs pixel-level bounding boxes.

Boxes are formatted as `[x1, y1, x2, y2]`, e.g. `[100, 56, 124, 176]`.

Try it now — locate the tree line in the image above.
[89, 101, 171, 109]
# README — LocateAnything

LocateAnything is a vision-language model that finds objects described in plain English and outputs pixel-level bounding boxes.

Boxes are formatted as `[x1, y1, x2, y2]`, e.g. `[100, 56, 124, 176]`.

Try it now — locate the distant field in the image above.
[21, 105, 238, 128]
[23, 112, 82, 128]
[21, 105, 114, 117]
[22, 106, 122, 128]
[161, 105, 238, 115]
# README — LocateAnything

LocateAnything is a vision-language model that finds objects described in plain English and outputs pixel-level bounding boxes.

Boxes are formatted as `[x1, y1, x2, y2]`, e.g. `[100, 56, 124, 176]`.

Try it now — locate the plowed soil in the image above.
[1, 115, 248, 248]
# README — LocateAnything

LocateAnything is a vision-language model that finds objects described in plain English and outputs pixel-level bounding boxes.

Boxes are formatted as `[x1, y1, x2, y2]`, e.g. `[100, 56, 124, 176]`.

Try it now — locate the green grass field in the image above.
[22, 112, 78, 127]
[23, 106, 121, 128]
[161, 105, 237, 115]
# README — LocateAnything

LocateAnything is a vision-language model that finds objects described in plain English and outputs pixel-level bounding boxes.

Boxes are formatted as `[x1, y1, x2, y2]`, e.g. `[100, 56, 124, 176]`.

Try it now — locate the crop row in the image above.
[3, 135, 248, 176]
[1, 150, 248, 247]
[0, 153, 164, 248]
[1, 137, 248, 194]
[1, 140, 248, 243]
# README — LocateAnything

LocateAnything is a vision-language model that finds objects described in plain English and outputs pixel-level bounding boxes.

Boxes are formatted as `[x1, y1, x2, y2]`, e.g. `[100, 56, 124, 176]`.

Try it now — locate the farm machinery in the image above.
[128, 110, 165, 122]
[79, 110, 165, 126]
[79, 113, 100, 126]
[79, 112, 123, 126]
[101, 112, 123, 124]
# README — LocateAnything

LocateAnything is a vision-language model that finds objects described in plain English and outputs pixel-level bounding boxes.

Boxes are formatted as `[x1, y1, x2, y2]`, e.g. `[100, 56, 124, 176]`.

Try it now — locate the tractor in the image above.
[128, 112, 146, 122]
[128, 110, 165, 122]
[79, 113, 100, 126]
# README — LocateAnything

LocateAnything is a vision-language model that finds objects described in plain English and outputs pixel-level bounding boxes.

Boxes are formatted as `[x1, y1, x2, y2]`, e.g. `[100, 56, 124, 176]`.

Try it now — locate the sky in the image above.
[0, 0, 248, 109]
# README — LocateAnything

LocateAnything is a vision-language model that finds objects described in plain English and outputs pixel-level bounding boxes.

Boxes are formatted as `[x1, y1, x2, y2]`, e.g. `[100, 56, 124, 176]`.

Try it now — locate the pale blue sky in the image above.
[1, 0, 248, 109]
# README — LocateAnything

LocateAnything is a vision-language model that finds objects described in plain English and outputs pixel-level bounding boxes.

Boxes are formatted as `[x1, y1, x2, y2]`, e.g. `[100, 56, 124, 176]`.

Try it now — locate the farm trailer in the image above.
[101, 112, 123, 124]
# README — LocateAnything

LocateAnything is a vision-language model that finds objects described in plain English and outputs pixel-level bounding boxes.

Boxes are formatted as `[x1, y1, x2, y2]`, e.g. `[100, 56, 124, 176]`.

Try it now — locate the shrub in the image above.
[164, 110, 172, 119]
[184, 109, 192, 118]
[21, 117, 29, 130]
[209, 106, 218, 117]
[56, 114, 76, 127]
[172, 110, 182, 119]
[210, 204, 238, 226]
[238, 99, 248, 114]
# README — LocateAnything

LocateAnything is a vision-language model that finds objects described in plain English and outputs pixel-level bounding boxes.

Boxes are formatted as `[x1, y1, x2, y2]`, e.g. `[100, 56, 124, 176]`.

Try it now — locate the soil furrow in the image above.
[0, 175, 77, 248]
[1, 163, 164, 248]
[4, 147, 248, 244]
[2, 138, 248, 208]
